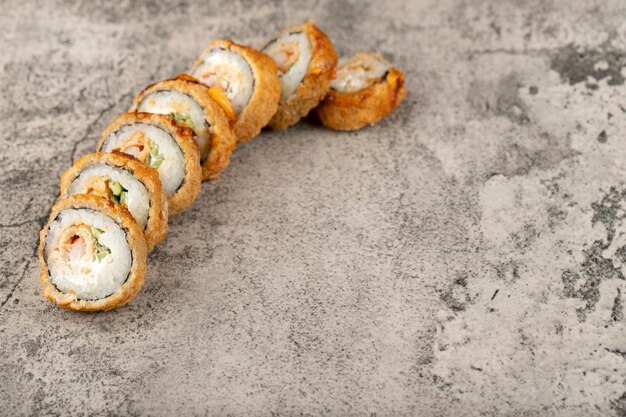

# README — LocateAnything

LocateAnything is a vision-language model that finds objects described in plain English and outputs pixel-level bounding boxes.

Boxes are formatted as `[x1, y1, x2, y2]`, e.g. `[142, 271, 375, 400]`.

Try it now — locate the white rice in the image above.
[68, 164, 151, 229]
[191, 48, 254, 115]
[45, 208, 132, 300]
[137, 91, 210, 161]
[331, 54, 390, 93]
[101, 123, 185, 196]
[263, 32, 312, 101]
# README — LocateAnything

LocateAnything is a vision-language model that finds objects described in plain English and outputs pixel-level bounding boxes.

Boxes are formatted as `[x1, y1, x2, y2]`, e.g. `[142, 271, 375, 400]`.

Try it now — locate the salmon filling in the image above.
[114, 131, 164, 169]
[83, 176, 129, 205]
[264, 41, 301, 74]
[49, 223, 111, 276]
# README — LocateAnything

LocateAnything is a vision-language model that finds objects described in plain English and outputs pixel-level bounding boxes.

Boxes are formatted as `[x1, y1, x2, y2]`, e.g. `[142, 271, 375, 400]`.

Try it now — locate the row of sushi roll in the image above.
[38, 21, 407, 311]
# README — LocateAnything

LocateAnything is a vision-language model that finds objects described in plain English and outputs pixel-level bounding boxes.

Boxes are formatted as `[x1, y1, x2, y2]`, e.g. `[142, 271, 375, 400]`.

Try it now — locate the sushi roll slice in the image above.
[189, 40, 280, 143]
[97, 112, 202, 216]
[128, 77, 236, 180]
[262, 21, 338, 130]
[38, 194, 148, 312]
[60, 152, 168, 251]
[316, 52, 406, 131]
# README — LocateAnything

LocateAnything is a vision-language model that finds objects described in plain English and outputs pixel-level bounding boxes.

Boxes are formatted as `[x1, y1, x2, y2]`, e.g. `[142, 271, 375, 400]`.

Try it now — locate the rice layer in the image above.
[191, 48, 254, 115]
[137, 91, 210, 161]
[263, 32, 312, 101]
[101, 123, 185, 196]
[68, 164, 151, 229]
[45, 208, 131, 300]
[331, 53, 390, 93]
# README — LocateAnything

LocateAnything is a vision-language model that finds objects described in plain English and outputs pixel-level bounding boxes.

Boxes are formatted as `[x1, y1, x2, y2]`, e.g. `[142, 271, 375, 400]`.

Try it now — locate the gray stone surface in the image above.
[1, 0, 626, 415]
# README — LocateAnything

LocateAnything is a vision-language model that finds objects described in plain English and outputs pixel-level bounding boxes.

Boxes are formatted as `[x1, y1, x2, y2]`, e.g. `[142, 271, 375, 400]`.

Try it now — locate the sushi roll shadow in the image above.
[97, 112, 202, 216]
[60, 152, 168, 251]
[189, 39, 280, 144]
[38, 194, 148, 312]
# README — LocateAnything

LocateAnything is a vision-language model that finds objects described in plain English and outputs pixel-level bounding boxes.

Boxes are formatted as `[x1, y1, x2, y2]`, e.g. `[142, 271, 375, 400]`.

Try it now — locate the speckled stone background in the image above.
[1, 0, 626, 415]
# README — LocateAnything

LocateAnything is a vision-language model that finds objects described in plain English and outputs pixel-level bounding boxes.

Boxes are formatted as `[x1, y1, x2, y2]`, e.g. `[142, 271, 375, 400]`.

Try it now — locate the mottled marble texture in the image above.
[1, 0, 626, 416]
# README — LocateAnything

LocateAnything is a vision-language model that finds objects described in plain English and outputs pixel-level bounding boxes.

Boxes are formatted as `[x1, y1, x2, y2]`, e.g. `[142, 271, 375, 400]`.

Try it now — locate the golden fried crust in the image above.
[128, 78, 236, 181]
[59, 152, 168, 251]
[266, 22, 338, 130]
[190, 40, 281, 143]
[316, 67, 406, 131]
[38, 194, 148, 312]
[97, 112, 202, 216]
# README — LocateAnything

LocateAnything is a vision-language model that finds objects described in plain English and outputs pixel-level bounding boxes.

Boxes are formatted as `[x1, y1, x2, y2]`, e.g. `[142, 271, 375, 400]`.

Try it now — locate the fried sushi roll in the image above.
[316, 52, 406, 131]
[262, 21, 337, 130]
[60, 152, 168, 251]
[38, 194, 148, 312]
[97, 113, 202, 216]
[189, 40, 280, 143]
[129, 77, 236, 180]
